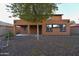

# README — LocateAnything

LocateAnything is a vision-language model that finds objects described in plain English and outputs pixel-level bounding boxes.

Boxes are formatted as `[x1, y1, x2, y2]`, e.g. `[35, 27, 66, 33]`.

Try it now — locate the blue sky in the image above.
[0, 3, 79, 24]
[56, 3, 79, 23]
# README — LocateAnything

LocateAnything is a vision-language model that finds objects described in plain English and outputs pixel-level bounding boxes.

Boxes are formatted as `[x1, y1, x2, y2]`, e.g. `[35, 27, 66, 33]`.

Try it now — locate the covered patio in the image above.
[14, 24, 42, 35]
[14, 19, 42, 35]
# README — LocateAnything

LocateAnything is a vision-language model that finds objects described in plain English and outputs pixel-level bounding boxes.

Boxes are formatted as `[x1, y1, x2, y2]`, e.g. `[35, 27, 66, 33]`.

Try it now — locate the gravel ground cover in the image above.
[1, 35, 79, 56]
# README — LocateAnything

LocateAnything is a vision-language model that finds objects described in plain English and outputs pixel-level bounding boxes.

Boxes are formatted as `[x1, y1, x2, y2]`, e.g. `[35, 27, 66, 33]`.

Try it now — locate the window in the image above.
[46, 24, 66, 32]
[21, 26, 27, 31]
[53, 24, 60, 28]
[16, 26, 21, 28]
[60, 24, 66, 32]
[46, 24, 52, 32]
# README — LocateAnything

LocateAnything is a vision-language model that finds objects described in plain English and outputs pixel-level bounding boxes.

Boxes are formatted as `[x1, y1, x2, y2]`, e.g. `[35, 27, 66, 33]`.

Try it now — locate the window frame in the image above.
[60, 24, 66, 32]
[46, 24, 53, 32]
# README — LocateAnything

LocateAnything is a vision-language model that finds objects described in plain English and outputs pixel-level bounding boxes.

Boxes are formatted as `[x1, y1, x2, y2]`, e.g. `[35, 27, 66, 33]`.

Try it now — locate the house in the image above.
[70, 24, 79, 35]
[0, 21, 13, 36]
[14, 14, 70, 35]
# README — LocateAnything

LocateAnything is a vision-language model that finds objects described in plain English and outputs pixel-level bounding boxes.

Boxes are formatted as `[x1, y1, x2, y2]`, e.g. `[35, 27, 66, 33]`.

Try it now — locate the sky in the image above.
[0, 3, 13, 24]
[0, 3, 79, 24]
[56, 3, 79, 23]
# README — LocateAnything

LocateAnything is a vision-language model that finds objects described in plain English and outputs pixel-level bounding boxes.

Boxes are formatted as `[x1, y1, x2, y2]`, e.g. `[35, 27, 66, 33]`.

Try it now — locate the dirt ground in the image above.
[1, 35, 79, 56]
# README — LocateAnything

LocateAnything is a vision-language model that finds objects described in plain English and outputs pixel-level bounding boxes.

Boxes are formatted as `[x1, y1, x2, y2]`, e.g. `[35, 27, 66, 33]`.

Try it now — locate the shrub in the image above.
[32, 48, 42, 56]
[4, 32, 14, 40]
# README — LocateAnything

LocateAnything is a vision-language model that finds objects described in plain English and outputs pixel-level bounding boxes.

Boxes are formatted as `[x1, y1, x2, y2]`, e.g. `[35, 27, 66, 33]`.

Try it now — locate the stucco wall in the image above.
[14, 14, 70, 35]
[42, 15, 70, 36]
[71, 26, 79, 35]
[0, 25, 13, 35]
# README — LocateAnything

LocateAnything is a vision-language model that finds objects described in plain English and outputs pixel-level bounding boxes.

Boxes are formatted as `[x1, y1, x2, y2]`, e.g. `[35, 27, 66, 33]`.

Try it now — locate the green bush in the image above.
[32, 48, 42, 56]
[64, 44, 73, 48]
[4, 32, 14, 40]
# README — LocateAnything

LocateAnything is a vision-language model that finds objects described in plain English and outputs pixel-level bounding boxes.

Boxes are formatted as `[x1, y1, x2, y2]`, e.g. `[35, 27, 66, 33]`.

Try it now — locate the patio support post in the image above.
[13, 25, 16, 36]
[28, 24, 30, 34]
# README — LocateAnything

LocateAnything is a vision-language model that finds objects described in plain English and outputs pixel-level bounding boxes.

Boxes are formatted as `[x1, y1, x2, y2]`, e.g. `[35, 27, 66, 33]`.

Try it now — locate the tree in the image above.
[70, 20, 76, 25]
[6, 3, 58, 40]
